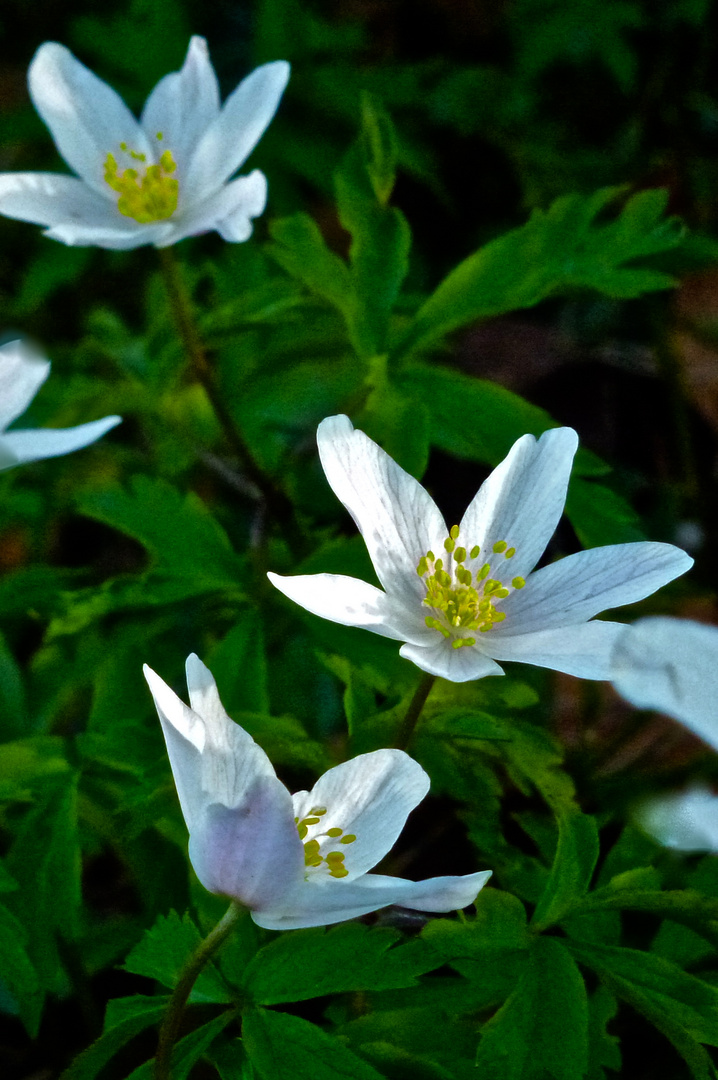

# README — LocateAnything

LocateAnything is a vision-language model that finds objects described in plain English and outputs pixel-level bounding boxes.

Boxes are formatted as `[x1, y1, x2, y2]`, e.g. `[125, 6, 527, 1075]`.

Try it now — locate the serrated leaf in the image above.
[568, 939, 718, 1066]
[587, 986, 622, 1080]
[125, 1010, 235, 1080]
[243, 922, 442, 1005]
[60, 996, 168, 1080]
[77, 475, 244, 591]
[123, 910, 231, 1003]
[475, 936, 589, 1080]
[532, 812, 600, 930]
[0, 901, 43, 1036]
[243, 1008, 386, 1080]
[392, 186, 681, 361]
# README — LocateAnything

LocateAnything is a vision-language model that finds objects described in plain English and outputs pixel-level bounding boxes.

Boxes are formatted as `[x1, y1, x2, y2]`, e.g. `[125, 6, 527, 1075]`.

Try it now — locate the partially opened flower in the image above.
[0, 37, 288, 249]
[0, 340, 120, 469]
[635, 786, 718, 853]
[612, 617, 718, 749]
[268, 416, 693, 683]
[144, 654, 490, 929]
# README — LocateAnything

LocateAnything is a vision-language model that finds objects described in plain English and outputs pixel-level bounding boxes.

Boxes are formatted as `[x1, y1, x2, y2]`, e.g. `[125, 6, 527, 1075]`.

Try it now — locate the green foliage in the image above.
[243, 1008, 387, 1080]
[123, 910, 232, 1003]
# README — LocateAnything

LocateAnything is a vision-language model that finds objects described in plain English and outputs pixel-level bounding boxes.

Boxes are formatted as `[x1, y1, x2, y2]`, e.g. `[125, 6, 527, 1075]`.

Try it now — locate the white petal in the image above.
[1, 415, 121, 467]
[141, 36, 220, 175]
[459, 428, 578, 581]
[189, 777, 304, 908]
[267, 571, 432, 645]
[253, 869, 492, 930]
[317, 415, 448, 603]
[157, 171, 267, 247]
[28, 43, 150, 194]
[502, 542, 693, 635]
[612, 617, 718, 747]
[399, 638, 505, 682]
[635, 786, 718, 852]
[0, 172, 170, 248]
[186, 60, 289, 201]
[144, 658, 276, 828]
[0, 341, 49, 431]
[484, 620, 625, 679]
[144, 663, 208, 829]
[0, 172, 117, 228]
[292, 750, 430, 879]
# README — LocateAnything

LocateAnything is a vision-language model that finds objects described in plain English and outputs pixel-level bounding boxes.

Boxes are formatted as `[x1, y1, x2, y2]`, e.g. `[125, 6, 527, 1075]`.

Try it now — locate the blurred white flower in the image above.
[144, 654, 491, 930]
[0, 340, 120, 469]
[612, 616, 718, 749]
[268, 415, 693, 683]
[636, 786, 718, 853]
[0, 38, 289, 249]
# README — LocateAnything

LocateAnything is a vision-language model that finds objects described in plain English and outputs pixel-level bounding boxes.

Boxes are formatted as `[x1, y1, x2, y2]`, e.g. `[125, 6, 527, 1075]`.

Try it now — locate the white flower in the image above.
[0, 38, 289, 249]
[0, 340, 120, 469]
[612, 617, 718, 749]
[144, 654, 491, 930]
[267, 415, 693, 683]
[636, 786, 718, 853]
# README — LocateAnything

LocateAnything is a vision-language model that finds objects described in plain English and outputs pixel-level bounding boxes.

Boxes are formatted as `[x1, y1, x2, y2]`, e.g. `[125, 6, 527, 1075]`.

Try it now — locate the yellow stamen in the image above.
[104, 136, 178, 223]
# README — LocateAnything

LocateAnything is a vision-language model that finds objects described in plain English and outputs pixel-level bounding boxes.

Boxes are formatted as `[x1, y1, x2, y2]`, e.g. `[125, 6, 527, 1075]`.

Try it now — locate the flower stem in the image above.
[157, 248, 302, 542]
[394, 672, 436, 750]
[154, 901, 243, 1080]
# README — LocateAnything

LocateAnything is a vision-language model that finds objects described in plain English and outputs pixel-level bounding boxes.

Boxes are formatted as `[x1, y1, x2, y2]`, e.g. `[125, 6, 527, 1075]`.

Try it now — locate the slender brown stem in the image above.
[154, 901, 242, 1080]
[157, 247, 304, 545]
[393, 672, 436, 750]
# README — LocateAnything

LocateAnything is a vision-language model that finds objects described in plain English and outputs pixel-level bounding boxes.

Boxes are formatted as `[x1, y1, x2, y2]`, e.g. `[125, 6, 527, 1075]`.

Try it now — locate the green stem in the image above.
[393, 672, 436, 750]
[157, 248, 304, 545]
[154, 901, 243, 1080]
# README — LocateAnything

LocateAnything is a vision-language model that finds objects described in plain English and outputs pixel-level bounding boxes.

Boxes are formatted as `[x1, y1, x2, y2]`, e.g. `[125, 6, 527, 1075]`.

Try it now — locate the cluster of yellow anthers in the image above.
[104, 133, 178, 224]
[417, 526, 526, 649]
[295, 807, 357, 879]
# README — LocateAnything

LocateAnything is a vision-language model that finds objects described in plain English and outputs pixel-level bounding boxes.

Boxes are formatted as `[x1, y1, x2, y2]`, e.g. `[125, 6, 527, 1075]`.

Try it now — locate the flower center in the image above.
[295, 806, 356, 879]
[104, 133, 178, 224]
[417, 525, 525, 649]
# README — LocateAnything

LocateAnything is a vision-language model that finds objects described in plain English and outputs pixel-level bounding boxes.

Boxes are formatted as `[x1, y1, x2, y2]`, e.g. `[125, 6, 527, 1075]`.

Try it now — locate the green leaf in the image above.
[267, 213, 354, 319]
[125, 1010, 235, 1080]
[243, 922, 442, 1005]
[77, 475, 244, 592]
[123, 910, 231, 1003]
[392, 187, 681, 361]
[243, 1008, 386, 1080]
[0, 901, 43, 1036]
[475, 936, 589, 1080]
[60, 996, 168, 1080]
[572, 888, 718, 951]
[498, 717, 577, 815]
[5, 774, 82, 990]
[568, 939, 718, 1075]
[397, 361, 607, 476]
[532, 812, 600, 930]
[0, 631, 27, 739]
[0, 736, 71, 802]
[566, 475, 647, 546]
[206, 610, 270, 715]
[587, 986, 622, 1080]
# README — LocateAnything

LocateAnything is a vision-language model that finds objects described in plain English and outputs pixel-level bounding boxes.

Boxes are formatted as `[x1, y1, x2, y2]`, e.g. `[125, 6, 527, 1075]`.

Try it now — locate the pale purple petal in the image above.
[399, 638, 505, 682]
[292, 750, 430, 879]
[0, 341, 49, 431]
[459, 428, 578, 582]
[612, 617, 718, 748]
[636, 786, 718, 852]
[141, 36, 220, 175]
[267, 571, 433, 645]
[189, 778, 304, 908]
[158, 171, 267, 247]
[253, 870, 492, 930]
[186, 61, 289, 201]
[2, 415, 121, 467]
[28, 43, 150, 194]
[316, 415, 448, 603]
[501, 543, 693, 635]
[484, 620, 625, 679]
